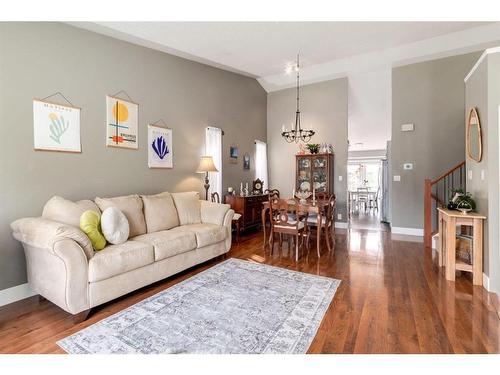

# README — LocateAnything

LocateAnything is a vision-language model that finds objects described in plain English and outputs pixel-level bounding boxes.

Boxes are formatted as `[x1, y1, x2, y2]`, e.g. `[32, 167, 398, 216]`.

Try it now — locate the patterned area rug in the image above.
[58, 258, 340, 354]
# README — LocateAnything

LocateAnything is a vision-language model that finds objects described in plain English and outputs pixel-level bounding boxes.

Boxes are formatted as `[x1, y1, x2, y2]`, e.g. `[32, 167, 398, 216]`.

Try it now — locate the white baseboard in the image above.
[483, 273, 490, 291]
[0, 283, 36, 307]
[335, 222, 348, 229]
[391, 227, 424, 236]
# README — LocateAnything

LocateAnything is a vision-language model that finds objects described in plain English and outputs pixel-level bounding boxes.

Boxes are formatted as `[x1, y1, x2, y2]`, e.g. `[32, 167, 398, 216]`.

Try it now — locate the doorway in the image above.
[347, 160, 388, 231]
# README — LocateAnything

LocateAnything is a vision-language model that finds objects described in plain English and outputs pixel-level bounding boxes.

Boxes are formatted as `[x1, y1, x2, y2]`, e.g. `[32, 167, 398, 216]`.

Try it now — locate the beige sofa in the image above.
[11, 191, 234, 321]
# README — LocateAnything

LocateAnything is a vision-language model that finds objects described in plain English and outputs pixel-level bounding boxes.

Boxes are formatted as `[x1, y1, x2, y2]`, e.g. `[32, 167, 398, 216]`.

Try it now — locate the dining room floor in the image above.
[0, 226, 499, 353]
[349, 209, 389, 231]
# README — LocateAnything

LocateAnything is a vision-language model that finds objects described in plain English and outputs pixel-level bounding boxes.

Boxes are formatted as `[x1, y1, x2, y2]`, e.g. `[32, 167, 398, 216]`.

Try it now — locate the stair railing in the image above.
[424, 161, 466, 248]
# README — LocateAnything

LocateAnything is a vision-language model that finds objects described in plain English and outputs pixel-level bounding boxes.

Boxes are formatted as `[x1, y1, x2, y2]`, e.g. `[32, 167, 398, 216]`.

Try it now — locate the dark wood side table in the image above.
[224, 194, 268, 232]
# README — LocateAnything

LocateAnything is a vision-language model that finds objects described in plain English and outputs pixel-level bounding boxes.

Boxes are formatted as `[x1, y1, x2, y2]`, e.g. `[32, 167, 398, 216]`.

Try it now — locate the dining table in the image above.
[347, 189, 376, 218]
[261, 197, 331, 257]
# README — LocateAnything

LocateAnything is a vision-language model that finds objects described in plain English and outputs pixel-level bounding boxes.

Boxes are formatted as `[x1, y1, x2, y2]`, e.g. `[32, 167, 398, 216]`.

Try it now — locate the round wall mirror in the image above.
[467, 107, 482, 162]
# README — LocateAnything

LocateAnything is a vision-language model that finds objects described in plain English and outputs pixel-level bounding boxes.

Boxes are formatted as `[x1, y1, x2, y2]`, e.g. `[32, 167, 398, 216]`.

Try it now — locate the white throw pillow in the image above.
[101, 207, 129, 245]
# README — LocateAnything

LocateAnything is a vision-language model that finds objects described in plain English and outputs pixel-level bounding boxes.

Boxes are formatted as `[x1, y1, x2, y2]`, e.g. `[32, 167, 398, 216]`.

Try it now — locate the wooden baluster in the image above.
[424, 179, 432, 249]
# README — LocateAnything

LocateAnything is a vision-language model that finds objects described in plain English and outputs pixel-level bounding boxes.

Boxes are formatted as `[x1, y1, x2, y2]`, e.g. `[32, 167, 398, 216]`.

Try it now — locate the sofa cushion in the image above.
[42, 196, 100, 228]
[95, 194, 147, 237]
[141, 192, 179, 233]
[171, 223, 226, 248]
[80, 210, 107, 251]
[101, 207, 129, 245]
[133, 230, 196, 261]
[171, 192, 201, 225]
[88, 240, 154, 282]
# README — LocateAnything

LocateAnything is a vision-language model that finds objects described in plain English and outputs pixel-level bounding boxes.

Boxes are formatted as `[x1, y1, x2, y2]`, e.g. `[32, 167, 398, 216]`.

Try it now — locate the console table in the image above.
[224, 194, 268, 232]
[437, 207, 486, 285]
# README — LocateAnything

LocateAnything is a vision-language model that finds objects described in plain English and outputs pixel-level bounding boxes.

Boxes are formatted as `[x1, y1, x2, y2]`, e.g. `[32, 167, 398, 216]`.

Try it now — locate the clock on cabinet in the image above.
[253, 178, 263, 194]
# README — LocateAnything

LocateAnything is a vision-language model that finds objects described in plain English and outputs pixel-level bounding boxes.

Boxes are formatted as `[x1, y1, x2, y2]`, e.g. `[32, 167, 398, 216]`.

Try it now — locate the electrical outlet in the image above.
[337, 213, 342, 220]
[393, 175, 401, 182]
[468, 170, 473, 180]
[338, 175, 343, 181]
[481, 169, 485, 180]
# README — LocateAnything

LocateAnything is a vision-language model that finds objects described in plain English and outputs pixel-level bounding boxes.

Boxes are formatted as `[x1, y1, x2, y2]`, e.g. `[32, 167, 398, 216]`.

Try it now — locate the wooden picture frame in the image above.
[33, 99, 81, 153]
[148, 124, 173, 169]
[106, 95, 139, 149]
[466, 107, 482, 162]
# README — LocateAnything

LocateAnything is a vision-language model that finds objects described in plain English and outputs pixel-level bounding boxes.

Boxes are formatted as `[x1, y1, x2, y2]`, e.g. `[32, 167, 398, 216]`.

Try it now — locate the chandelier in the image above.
[281, 54, 315, 143]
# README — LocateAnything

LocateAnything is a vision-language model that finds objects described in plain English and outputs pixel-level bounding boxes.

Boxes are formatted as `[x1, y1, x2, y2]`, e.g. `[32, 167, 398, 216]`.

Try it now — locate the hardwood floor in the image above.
[0, 227, 499, 354]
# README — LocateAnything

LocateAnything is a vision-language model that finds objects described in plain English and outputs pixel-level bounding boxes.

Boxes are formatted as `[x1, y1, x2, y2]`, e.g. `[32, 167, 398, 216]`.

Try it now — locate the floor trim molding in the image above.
[391, 226, 424, 236]
[483, 273, 490, 291]
[0, 283, 36, 307]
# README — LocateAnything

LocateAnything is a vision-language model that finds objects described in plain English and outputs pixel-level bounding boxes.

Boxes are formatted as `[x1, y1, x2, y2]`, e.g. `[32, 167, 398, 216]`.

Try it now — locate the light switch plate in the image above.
[338, 175, 343, 181]
[401, 123, 414, 132]
[393, 175, 401, 182]
[468, 170, 473, 180]
[481, 169, 485, 180]
[403, 163, 413, 170]
[337, 214, 342, 220]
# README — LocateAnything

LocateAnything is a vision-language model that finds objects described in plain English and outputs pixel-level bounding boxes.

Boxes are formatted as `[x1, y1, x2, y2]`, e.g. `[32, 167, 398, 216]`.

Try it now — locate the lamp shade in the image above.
[196, 156, 218, 173]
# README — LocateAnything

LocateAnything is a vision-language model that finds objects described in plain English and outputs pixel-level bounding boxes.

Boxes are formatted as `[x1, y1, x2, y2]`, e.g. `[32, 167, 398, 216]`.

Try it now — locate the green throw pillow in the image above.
[80, 210, 107, 251]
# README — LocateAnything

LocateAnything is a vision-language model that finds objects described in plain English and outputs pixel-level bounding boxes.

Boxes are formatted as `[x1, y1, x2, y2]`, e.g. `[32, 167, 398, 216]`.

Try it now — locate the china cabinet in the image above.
[295, 153, 334, 195]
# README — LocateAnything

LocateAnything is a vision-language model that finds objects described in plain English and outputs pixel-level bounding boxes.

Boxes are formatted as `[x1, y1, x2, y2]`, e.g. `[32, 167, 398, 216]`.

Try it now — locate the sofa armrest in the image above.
[11, 217, 94, 259]
[200, 200, 231, 226]
[223, 209, 235, 251]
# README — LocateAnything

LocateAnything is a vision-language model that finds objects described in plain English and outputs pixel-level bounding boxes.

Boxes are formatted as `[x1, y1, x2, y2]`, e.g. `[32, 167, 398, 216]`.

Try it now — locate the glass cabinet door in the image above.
[312, 156, 327, 192]
[297, 156, 312, 192]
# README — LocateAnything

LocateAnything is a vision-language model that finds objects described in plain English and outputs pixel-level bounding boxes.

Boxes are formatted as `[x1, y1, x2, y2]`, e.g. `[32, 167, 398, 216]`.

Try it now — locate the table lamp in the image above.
[196, 156, 219, 200]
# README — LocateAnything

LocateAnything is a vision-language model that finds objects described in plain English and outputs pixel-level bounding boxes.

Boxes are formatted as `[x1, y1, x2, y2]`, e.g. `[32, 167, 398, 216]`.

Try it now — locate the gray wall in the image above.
[267, 78, 348, 222]
[487, 53, 500, 293]
[465, 56, 489, 273]
[465, 51, 500, 293]
[391, 52, 481, 230]
[0, 22, 267, 291]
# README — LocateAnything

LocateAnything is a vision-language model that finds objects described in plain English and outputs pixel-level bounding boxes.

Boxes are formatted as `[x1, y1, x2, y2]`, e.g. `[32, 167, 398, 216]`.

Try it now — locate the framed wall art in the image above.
[243, 153, 250, 170]
[33, 99, 81, 153]
[229, 145, 239, 164]
[148, 124, 173, 168]
[106, 95, 138, 149]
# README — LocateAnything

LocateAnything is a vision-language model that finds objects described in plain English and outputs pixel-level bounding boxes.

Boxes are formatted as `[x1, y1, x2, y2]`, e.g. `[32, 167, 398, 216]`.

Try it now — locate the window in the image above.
[205, 127, 222, 197]
[347, 161, 380, 191]
[255, 140, 268, 190]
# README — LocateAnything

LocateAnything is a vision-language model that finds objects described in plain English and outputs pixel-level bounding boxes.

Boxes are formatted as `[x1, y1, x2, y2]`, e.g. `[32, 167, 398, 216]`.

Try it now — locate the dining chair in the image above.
[269, 197, 308, 261]
[356, 187, 369, 212]
[306, 194, 336, 254]
[369, 187, 380, 211]
[211, 192, 241, 243]
[264, 188, 280, 198]
[315, 191, 329, 200]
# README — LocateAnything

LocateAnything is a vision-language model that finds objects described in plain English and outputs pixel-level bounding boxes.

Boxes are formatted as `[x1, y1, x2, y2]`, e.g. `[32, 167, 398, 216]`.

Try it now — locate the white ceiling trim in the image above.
[464, 46, 500, 82]
[260, 23, 500, 92]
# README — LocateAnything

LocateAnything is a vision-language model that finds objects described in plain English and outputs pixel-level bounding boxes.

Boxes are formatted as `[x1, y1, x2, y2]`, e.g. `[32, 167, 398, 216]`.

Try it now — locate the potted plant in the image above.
[306, 143, 320, 154]
[448, 188, 476, 211]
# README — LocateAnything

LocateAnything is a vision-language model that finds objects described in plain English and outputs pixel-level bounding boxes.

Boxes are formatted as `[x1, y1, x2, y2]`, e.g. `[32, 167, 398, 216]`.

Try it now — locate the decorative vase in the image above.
[456, 199, 473, 214]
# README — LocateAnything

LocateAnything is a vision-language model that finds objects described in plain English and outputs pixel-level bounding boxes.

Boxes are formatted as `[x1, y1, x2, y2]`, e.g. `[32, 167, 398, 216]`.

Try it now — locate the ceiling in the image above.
[72, 22, 500, 151]
[74, 22, 491, 85]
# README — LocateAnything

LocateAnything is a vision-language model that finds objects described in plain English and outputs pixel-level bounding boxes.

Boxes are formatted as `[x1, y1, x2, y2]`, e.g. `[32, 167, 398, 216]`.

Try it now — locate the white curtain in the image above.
[255, 140, 268, 190]
[205, 127, 222, 198]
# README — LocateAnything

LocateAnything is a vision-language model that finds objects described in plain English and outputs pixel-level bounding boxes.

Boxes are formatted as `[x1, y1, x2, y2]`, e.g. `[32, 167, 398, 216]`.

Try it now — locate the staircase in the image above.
[423, 161, 466, 248]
